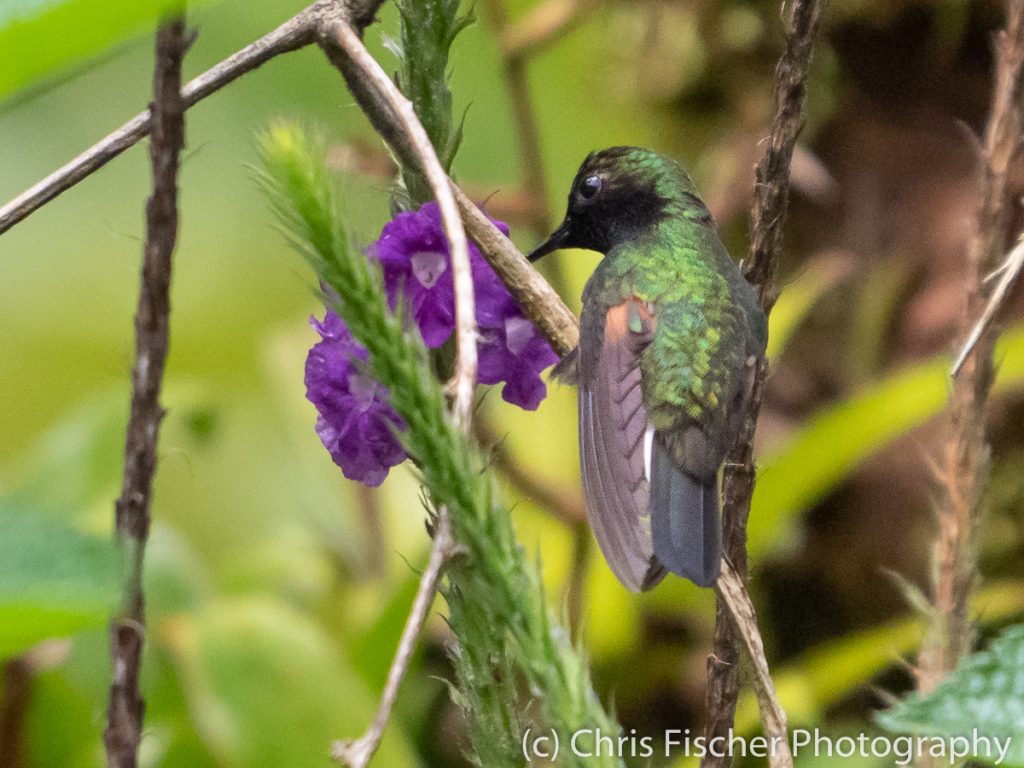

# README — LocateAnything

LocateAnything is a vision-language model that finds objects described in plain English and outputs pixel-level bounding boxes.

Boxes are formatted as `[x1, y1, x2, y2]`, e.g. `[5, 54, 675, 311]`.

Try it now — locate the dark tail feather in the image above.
[650, 443, 721, 587]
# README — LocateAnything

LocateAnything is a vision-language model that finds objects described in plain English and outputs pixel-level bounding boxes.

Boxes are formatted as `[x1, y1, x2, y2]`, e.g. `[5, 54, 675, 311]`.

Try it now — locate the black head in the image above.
[528, 146, 702, 261]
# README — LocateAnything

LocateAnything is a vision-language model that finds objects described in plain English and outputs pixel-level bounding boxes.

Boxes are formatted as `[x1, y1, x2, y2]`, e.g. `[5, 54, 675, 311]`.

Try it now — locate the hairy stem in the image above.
[916, 0, 1024, 703]
[702, 2, 827, 766]
[261, 123, 624, 766]
[314, 7, 477, 760]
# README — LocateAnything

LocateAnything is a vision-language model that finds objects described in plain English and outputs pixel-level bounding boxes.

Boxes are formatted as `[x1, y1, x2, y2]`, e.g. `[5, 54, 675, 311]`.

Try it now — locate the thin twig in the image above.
[500, 0, 598, 60]
[0, 0, 393, 236]
[951, 233, 1024, 376]
[481, 0, 553, 235]
[916, 0, 1024, 705]
[703, 2, 827, 766]
[0, 4, 339, 235]
[715, 562, 793, 765]
[104, 18, 187, 768]
[743, 2, 828, 310]
[319, 16, 477, 428]
[452, 184, 579, 355]
[482, 0, 586, 294]
[316, 10, 478, 764]
[332, 511, 455, 768]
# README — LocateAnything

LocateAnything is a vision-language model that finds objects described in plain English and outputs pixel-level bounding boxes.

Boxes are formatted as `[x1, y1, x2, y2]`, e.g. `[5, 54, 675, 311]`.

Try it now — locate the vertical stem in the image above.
[504, 54, 551, 233]
[481, 0, 552, 235]
[104, 18, 187, 768]
[481, 0, 587, 296]
[0, 659, 32, 768]
[354, 484, 386, 578]
[566, 522, 591, 640]
[701, 1, 827, 765]
[916, 0, 1024, 698]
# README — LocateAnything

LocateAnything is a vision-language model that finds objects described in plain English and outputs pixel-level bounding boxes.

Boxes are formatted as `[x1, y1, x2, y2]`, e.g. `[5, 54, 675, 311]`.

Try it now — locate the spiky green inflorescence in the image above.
[259, 124, 624, 768]
[386, 0, 472, 207]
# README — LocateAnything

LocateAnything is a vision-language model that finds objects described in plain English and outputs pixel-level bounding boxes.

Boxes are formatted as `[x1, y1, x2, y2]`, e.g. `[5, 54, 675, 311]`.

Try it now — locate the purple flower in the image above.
[305, 310, 406, 486]
[305, 202, 559, 486]
[370, 201, 557, 409]
[476, 290, 559, 410]
[371, 202, 466, 347]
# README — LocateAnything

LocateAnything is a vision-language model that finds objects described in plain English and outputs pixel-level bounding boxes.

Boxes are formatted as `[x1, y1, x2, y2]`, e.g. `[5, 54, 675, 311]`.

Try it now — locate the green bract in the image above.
[385, 0, 471, 206]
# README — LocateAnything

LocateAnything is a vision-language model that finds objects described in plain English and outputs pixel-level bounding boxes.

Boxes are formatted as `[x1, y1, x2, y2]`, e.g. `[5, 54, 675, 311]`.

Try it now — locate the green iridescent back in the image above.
[578, 152, 766, 461]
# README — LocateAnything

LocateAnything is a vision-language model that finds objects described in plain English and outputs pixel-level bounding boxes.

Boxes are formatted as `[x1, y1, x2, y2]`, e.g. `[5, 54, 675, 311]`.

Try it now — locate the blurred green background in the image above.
[2, 0, 1024, 766]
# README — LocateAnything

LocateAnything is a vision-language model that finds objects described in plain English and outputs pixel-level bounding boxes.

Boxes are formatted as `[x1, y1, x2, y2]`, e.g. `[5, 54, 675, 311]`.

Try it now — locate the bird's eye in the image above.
[578, 175, 602, 202]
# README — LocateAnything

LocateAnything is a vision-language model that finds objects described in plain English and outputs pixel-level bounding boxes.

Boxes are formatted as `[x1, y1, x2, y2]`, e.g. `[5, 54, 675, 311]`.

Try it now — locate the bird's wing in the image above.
[579, 297, 666, 592]
[550, 346, 579, 385]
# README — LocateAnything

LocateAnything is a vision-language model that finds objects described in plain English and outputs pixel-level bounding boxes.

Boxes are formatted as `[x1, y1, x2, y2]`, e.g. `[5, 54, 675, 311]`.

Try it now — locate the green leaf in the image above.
[349, 567, 426, 691]
[0, 0, 194, 106]
[750, 323, 1024, 557]
[876, 623, 1024, 767]
[164, 598, 417, 768]
[767, 253, 851, 360]
[0, 502, 116, 658]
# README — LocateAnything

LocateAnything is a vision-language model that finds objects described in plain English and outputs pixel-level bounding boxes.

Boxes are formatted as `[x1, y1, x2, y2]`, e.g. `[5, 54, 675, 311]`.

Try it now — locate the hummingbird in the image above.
[529, 147, 767, 591]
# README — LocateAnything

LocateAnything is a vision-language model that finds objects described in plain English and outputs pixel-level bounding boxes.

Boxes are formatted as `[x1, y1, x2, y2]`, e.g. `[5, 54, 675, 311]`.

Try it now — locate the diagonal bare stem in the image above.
[319, 15, 477, 428]
[951, 232, 1024, 377]
[332, 511, 455, 768]
[0, 4, 339, 235]
[0, 0, 394, 237]
[480, 0, 555, 235]
[715, 562, 793, 765]
[452, 185, 579, 355]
